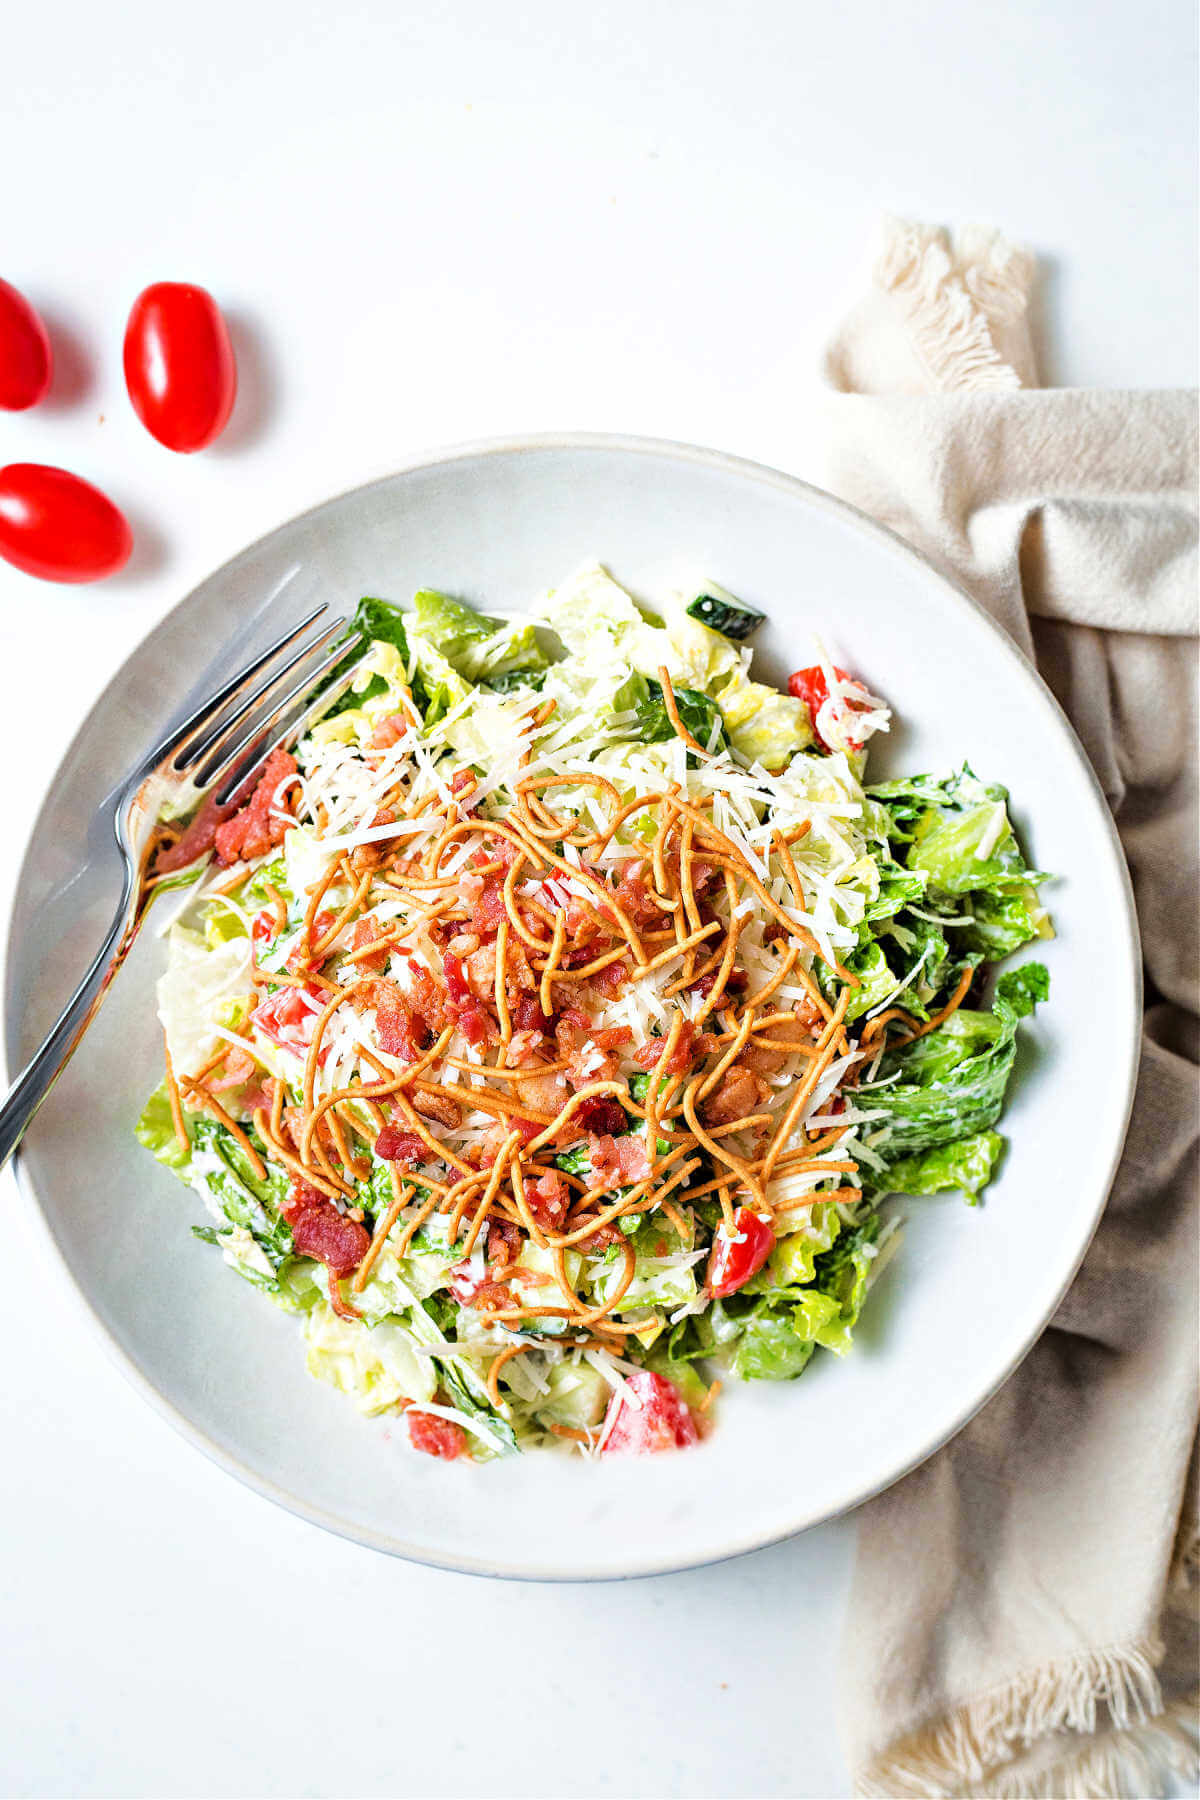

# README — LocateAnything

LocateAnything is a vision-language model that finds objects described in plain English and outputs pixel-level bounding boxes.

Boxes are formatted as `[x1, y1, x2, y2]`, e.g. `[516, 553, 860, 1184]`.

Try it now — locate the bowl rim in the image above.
[2, 429, 1142, 1580]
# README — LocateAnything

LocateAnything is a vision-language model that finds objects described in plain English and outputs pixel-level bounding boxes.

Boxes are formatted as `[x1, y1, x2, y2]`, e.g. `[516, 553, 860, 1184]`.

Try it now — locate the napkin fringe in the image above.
[874, 217, 1028, 394]
[854, 1636, 1177, 1798]
[977, 1696, 1200, 1800]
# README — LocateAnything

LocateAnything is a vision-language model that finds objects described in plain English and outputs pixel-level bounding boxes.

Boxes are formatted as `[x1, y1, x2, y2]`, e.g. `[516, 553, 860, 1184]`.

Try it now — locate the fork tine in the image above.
[202, 635, 368, 804]
[158, 603, 329, 771]
[177, 612, 351, 774]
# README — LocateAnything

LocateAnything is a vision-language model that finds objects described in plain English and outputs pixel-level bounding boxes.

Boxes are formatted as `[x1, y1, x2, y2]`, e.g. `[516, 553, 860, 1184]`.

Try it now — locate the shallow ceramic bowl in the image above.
[4, 435, 1140, 1578]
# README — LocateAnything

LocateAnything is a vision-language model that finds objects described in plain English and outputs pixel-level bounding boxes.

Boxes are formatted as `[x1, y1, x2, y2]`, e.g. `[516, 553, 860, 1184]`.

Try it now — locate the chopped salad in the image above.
[137, 566, 1051, 1462]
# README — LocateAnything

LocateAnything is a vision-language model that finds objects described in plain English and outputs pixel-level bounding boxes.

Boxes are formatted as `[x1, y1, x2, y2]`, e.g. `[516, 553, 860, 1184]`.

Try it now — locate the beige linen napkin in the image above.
[821, 220, 1199, 1799]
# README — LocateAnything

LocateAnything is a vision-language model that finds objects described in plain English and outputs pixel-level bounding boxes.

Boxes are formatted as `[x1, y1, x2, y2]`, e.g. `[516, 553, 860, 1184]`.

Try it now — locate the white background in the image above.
[0, 2, 1195, 1796]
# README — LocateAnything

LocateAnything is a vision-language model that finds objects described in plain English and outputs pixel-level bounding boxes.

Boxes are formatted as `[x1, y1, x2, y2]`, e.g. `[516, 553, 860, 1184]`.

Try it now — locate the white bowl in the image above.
[4, 435, 1139, 1579]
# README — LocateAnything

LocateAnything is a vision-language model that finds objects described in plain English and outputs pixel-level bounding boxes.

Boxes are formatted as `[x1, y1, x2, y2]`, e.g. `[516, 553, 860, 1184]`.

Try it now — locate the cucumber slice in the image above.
[686, 585, 766, 641]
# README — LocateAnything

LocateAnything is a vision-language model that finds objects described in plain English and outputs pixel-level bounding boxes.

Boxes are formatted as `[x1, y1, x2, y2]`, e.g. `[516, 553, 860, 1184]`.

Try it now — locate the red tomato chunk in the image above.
[707, 1207, 775, 1299]
[600, 1371, 699, 1455]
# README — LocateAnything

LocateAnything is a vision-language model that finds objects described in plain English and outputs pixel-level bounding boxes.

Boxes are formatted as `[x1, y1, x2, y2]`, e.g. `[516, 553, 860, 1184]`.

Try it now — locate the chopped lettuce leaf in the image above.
[856, 964, 1048, 1163]
[156, 924, 253, 1079]
[718, 670, 814, 765]
[135, 1083, 192, 1170]
[882, 1131, 1005, 1202]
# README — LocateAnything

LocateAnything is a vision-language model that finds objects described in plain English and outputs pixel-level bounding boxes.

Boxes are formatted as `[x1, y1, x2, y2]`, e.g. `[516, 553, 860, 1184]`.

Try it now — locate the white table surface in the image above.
[1, 2, 1194, 1795]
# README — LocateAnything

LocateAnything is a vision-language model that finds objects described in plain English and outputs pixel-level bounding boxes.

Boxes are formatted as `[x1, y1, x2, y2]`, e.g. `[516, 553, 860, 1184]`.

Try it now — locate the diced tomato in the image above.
[374, 1125, 426, 1165]
[251, 982, 327, 1059]
[573, 1094, 628, 1137]
[787, 664, 868, 754]
[707, 1206, 776, 1299]
[212, 748, 299, 866]
[408, 1411, 467, 1461]
[252, 909, 276, 948]
[600, 1371, 699, 1455]
[287, 911, 336, 971]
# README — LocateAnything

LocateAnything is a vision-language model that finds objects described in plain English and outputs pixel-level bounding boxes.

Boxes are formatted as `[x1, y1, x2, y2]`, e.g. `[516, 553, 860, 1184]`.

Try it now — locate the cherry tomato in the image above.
[707, 1206, 775, 1299]
[408, 1411, 467, 1460]
[123, 282, 237, 451]
[0, 464, 132, 583]
[600, 1370, 699, 1454]
[0, 279, 53, 411]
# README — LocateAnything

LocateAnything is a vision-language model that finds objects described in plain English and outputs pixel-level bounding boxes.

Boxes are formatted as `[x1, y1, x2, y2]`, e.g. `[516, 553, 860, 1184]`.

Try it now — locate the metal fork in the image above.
[0, 605, 365, 1168]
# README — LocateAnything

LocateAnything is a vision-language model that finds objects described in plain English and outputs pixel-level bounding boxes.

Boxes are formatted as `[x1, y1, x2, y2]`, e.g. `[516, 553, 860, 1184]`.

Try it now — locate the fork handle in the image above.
[0, 902, 134, 1170]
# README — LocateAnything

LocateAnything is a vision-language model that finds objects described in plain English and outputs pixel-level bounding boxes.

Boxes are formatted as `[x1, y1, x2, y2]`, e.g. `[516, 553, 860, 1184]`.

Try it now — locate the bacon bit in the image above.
[350, 913, 393, 974]
[634, 1020, 717, 1075]
[694, 966, 748, 999]
[208, 1045, 257, 1092]
[589, 1024, 632, 1051]
[374, 1125, 426, 1165]
[213, 748, 298, 867]
[281, 1177, 370, 1277]
[529, 1171, 571, 1229]
[573, 1094, 628, 1137]
[486, 1219, 522, 1264]
[413, 1089, 462, 1130]
[465, 941, 498, 1002]
[590, 958, 630, 999]
[512, 994, 553, 1034]
[373, 980, 427, 1061]
[469, 877, 507, 936]
[701, 1064, 769, 1128]
[153, 789, 235, 874]
[408, 1411, 467, 1460]
[612, 860, 666, 928]
[586, 1133, 651, 1189]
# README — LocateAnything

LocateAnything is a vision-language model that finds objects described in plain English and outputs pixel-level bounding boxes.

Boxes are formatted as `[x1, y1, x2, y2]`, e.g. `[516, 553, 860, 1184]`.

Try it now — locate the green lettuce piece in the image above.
[909, 800, 1026, 897]
[864, 867, 928, 923]
[870, 764, 1045, 909]
[405, 632, 472, 724]
[856, 963, 1049, 1162]
[135, 1084, 193, 1171]
[458, 621, 548, 683]
[625, 673, 728, 754]
[717, 670, 814, 765]
[188, 1117, 293, 1269]
[318, 596, 407, 721]
[305, 1305, 437, 1414]
[410, 588, 496, 662]
[882, 1131, 1005, 1202]
[958, 888, 1047, 959]
[730, 1305, 816, 1379]
[484, 667, 547, 696]
[439, 1366, 519, 1457]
